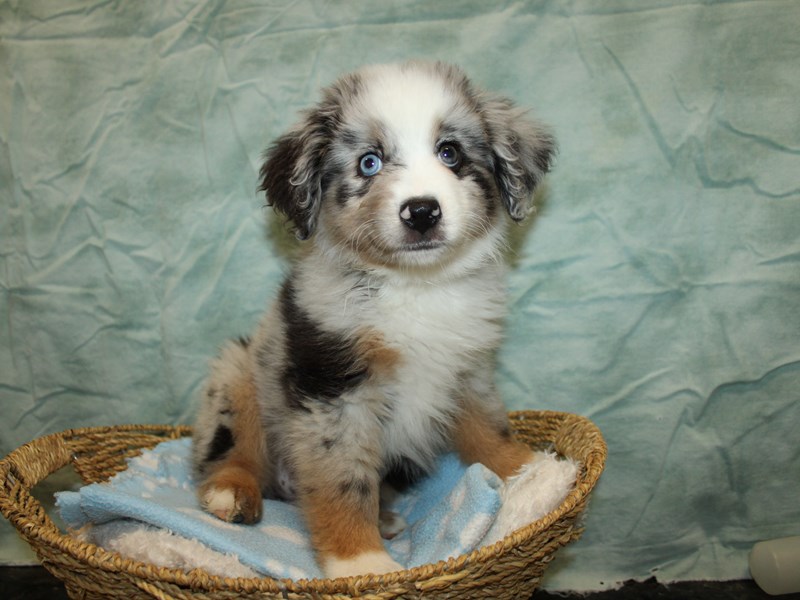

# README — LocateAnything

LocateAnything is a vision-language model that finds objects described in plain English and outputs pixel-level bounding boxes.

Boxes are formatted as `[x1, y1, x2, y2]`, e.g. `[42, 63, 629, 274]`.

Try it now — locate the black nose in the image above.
[399, 197, 441, 234]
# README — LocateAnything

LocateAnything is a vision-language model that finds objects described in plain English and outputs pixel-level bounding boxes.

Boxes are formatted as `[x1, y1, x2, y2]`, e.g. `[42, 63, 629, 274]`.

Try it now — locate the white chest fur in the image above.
[376, 275, 506, 463]
[294, 257, 508, 466]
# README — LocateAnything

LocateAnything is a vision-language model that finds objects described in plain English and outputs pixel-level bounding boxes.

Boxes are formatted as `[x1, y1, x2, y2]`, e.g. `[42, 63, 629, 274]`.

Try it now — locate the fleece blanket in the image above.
[55, 439, 577, 580]
[2, 0, 799, 592]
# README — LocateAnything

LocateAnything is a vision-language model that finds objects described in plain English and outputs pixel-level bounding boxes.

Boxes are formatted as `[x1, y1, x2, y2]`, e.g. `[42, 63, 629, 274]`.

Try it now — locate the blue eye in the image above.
[438, 143, 460, 168]
[359, 153, 382, 177]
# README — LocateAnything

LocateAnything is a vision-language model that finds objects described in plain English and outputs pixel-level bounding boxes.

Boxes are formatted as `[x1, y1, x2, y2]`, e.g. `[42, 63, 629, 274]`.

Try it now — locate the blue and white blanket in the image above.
[56, 438, 576, 580]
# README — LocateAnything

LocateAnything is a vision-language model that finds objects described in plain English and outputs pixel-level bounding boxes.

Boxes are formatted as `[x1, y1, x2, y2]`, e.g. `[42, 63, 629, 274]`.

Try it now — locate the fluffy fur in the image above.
[191, 60, 556, 579]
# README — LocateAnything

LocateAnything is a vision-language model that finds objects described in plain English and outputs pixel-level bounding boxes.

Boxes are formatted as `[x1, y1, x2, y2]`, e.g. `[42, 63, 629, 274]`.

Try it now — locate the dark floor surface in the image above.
[2, 567, 799, 600]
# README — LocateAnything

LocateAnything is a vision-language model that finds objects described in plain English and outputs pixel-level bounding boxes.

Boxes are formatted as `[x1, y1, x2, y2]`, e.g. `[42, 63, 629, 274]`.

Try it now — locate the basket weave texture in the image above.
[0, 411, 606, 600]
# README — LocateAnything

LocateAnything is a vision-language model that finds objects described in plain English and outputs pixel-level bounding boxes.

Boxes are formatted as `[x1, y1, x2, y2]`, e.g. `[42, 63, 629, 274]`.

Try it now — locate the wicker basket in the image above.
[0, 411, 606, 599]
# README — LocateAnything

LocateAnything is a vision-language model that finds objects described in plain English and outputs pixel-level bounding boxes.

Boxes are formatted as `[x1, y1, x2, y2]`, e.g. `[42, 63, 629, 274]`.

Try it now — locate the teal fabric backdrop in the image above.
[1, 0, 799, 591]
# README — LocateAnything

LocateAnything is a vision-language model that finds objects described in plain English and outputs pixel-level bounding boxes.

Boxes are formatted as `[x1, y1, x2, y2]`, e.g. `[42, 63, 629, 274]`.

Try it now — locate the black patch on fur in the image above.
[206, 425, 234, 463]
[279, 281, 367, 409]
[236, 336, 251, 349]
[468, 163, 496, 198]
[339, 128, 362, 149]
[437, 118, 492, 166]
[436, 119, 500, 221]
[339, 477, 372, 500]
[462, 162, 499, 220]
[383, 457, 428, 491]
[332, 176, 375, 205]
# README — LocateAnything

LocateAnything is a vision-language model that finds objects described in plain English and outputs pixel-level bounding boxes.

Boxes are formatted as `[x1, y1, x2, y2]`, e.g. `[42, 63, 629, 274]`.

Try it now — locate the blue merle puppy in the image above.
[191, 60, 555, 579]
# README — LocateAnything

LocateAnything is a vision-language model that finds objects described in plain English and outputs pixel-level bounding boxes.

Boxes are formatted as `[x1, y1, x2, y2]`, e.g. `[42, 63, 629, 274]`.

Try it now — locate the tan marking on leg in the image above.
[199, 364, 268, 524]
[302, 482, 385, 561]
[454, 408, 534, 480]
[227, 370, 268, 475]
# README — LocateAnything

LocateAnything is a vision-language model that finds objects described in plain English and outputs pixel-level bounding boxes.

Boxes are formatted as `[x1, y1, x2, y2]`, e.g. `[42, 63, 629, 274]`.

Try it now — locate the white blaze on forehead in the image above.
[354, 65, 457, 153]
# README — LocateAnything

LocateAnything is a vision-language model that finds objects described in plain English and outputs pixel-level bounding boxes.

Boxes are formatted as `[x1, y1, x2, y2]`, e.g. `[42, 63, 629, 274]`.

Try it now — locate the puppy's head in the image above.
[260, 61, 555, 270]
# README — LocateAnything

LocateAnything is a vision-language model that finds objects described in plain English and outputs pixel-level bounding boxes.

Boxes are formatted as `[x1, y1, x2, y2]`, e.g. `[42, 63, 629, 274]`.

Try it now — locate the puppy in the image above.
[191, 61, 556, 579]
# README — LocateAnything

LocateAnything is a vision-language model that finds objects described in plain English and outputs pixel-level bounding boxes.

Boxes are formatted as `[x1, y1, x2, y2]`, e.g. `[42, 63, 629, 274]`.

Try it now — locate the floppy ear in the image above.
[259, 72, 360, 239]
[258, 117, 328, 241]
[482, 95, 557, 221]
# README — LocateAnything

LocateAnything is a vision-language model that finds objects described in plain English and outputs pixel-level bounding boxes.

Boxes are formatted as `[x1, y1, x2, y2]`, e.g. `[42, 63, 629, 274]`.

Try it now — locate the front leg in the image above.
[454, 389, 534, 480]
[288, 404, 402, 579]
[192, 341, 269, 524]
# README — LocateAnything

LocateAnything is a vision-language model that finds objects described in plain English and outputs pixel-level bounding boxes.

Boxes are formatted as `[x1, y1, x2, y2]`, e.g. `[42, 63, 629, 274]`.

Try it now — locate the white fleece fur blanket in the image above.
[57, 439, 578, 579]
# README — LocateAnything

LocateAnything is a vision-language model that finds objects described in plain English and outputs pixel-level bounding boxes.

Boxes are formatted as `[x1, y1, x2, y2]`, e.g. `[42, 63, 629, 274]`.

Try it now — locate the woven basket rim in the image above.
[0, 410, 606, 596]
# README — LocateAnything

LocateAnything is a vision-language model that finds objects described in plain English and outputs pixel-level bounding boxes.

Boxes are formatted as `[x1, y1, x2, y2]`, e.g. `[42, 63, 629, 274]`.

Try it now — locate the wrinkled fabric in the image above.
[1, 0, 799, 591]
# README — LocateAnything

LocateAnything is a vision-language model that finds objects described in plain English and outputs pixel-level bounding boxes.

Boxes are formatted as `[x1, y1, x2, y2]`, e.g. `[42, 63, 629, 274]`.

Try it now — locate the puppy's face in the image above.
[319, 67, 505, 270]
[261, 62, 555, 272]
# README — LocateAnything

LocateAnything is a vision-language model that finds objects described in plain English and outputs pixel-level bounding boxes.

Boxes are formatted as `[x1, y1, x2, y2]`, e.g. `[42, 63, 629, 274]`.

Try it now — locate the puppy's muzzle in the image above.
[399, 197, 441, 235]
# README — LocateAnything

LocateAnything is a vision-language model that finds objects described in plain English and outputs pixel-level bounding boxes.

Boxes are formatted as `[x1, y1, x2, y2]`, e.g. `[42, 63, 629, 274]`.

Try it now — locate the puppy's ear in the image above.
[482, 96, 557, 221]
[258, 122, 326, 240]
[259, 75, 358, 239]
[258, 130, 316, 240]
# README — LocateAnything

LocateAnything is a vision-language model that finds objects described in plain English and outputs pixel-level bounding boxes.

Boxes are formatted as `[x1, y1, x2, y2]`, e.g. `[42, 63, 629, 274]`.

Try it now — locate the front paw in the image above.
[199, 468, 263, 524]
[323, 550, 403, 579]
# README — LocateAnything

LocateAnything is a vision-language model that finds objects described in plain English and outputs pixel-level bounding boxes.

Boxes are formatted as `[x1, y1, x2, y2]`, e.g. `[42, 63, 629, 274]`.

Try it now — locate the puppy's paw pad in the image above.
[379, 510, 407, 540]
[201, 483, 262, 524]
[323, 550, 403, 579]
